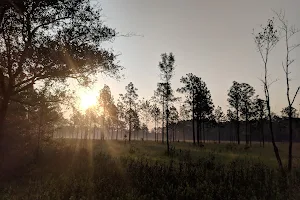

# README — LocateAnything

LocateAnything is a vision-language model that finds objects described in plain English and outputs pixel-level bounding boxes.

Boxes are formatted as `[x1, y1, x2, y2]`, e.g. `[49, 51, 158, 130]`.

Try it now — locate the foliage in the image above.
[1, 142, 299, 200]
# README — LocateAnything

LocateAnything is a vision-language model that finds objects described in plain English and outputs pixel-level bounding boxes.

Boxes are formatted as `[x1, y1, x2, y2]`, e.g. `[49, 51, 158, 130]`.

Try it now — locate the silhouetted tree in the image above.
[194, 78, 214, 144]
[214, 106, 226, 144]
[177, 73, 199, 145]
[253, 96, 267, 147]
[240, 83, 255, 145]
[228, 81, 242, 144]
[150, 101, 161, 142]
[121, 82, 138, 141]
[227, 109, 235, 143]
[275, 11, 300, 172]
[0, 0, 121, 147]
[281, 106, 299, 118]
[158, 53, 175, 153]
[169, 106, 179, 142]
[98, 85, 114, 139]
[253, 18, 284, 173]
[179, 104, 190, 142]
[139, 99, 152, 140]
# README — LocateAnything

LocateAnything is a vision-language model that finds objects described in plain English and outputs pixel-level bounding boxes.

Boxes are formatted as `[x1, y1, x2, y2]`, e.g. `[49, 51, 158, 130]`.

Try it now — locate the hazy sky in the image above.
[80, 0, 300, 114]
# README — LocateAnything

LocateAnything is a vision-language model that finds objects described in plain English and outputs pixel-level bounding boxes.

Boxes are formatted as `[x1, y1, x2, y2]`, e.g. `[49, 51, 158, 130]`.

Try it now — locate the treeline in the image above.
[61, 68, 300, 148]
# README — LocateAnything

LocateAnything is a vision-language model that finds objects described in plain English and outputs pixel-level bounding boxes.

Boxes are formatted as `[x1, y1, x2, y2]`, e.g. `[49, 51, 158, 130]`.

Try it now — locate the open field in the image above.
[1, 139, 300, 200]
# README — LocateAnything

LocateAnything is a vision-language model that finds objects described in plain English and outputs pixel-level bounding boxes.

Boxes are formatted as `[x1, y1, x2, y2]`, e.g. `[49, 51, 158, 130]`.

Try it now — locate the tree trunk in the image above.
[236, 117, 240, 144]
[162, 100, 165, 144]
[265, 90, 284, 174]
[261, 120, 265, 147]
[246, 113, 248, 145]
[192, 100, 195, 145]
[0, 96, 10, 148]
[218, 126, 221, 144]
[288, 112, 293, 171]
[166, 109, 169, 154]
[182, 125, 185, 142]
[196, 118, 200, 145]
[202, 121, 205, 143]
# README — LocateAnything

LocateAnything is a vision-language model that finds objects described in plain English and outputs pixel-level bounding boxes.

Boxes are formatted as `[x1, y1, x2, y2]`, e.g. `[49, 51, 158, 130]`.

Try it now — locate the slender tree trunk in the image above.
[265, 86, 284, 174]
[166, 108, 170, 154]
[116, 125, 119, 140]
[0, 96, 10, 148]
[288, 112, 293, 171]
[162, 100, 165, 144]
[192, 100, 195, 144]
[202, 121, 205, 143]
[218, 125, 221, 144]
[36, 104, 44, 161]
[236, 114, 240, 144]
[182, 124, 185, 142]
[196, 117, 200, 145]
[246, 113, 248, 145]
[262, 120, 265, 147]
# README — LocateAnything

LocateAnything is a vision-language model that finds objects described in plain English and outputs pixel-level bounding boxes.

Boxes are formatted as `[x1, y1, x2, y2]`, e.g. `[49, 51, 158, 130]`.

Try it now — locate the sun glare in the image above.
[80, 92, 98, 111]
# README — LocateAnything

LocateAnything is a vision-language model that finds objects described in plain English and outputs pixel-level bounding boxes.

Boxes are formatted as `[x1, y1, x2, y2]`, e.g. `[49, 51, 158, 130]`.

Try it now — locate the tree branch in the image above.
[291, 87, 300, 106]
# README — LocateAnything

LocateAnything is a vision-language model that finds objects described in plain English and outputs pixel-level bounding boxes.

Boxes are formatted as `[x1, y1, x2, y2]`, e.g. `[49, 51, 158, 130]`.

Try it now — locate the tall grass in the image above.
[0, 142, 299, 200]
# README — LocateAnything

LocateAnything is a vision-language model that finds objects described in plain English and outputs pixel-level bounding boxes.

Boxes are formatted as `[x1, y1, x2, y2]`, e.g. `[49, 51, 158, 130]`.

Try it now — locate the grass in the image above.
[1, 139, 300, 200]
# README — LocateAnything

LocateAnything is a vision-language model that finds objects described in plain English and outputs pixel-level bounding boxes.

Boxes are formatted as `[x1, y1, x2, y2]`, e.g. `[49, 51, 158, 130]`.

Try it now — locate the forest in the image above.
[0, 0, 300, 199]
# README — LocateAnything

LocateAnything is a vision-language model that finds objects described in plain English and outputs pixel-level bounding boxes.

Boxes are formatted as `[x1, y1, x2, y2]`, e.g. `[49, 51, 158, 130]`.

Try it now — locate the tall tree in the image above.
[121, 82, 138, 141]
[177, 73, 199, 145]
[179, 103, 190, 142]
[139, 99, 152, 140]
[150, 100, 160, 142]
[0, 0, 121, 146]
[214, 106, 226, 144]
[227, 81, 242, 144]
[169, 105, 179, 142]
[158, 52, 175, 153]
[240, 83, 255, 145]
[194, 78, 214, 144]
[253, 96, 267, 147]
[98, 85, 114, 139]
[275, 11, 300, 172]
[253, 18, 284, 173]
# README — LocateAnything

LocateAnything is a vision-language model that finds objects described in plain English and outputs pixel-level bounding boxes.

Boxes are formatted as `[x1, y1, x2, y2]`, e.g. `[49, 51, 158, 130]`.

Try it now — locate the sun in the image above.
[80, 92, 98, 111]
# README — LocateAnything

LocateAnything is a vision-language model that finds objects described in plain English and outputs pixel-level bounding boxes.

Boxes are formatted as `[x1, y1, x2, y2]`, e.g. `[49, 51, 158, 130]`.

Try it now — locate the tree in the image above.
[227, 81, 242, 144]
[121, 82, 138, 141]
[158, 52, 175, 153]
[139, 99, 152, 140]
[98, 85, 114, 139]
[177, 73, 199, 145]
[0, 0, 121, 146]
[240, 83, 255, 145]
[169, 106, 179, 142]
[179, 103, 190, 142]
[275, 11, 300, 172]
[116, 98, 126, 140]
[253, 96, 267, 147]
[214, 106, 226, 144]
[281, 106, 299, 118]
[253, 18, 284, 173]
[150, 100, 160, 142]
[194, 78, 214, 144]
[227, 109, 235, 143]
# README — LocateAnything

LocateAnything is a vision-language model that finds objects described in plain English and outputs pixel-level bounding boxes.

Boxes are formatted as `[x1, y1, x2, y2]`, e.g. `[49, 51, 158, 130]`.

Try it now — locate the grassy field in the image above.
[88, 139, 300, 167]
[1, 139, 300, 200]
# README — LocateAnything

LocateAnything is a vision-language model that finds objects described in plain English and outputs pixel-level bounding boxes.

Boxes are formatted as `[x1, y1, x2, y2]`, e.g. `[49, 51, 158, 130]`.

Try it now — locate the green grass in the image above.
[1, 139, 300, 200]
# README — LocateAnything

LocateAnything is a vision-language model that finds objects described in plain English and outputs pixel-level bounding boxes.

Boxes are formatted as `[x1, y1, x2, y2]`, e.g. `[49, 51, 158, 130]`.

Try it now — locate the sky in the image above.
[78, 0, 300, 114]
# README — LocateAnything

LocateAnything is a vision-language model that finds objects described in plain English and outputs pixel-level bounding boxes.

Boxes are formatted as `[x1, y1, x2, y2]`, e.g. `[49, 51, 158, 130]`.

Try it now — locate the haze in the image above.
[78, 0, 300, 113]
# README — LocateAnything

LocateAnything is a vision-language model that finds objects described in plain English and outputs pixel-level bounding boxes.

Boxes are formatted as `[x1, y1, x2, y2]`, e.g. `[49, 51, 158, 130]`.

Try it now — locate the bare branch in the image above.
[291, 87, 300, 106]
